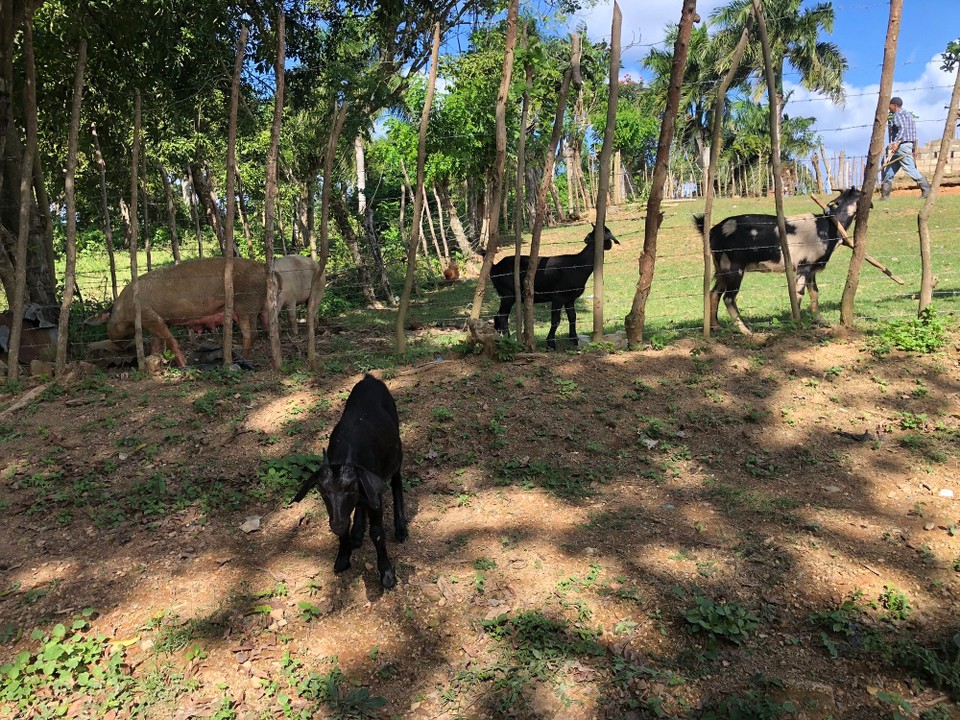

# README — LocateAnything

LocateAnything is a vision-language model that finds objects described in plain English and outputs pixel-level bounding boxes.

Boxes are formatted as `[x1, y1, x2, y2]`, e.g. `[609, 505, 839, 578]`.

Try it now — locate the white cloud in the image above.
[786, 55, 956, 157]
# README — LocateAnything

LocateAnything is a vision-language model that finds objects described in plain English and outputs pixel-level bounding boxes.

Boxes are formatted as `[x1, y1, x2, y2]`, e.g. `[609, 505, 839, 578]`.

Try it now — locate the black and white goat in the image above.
[485, 226, 619, 348]
[293, 374, 408, 589]
[694, 187, 862, 333]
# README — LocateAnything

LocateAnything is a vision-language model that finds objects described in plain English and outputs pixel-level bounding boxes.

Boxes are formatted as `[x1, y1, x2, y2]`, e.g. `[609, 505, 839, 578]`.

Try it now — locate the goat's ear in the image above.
[357, 469, 386, 512]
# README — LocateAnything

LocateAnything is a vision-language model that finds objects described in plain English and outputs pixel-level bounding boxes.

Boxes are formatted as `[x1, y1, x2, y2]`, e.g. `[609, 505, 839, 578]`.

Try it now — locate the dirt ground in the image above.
[1, 325, 959, 719]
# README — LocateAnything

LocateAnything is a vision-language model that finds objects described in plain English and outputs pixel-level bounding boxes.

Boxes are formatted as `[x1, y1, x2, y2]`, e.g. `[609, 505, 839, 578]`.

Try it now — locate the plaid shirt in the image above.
[888, 108, 918, 144]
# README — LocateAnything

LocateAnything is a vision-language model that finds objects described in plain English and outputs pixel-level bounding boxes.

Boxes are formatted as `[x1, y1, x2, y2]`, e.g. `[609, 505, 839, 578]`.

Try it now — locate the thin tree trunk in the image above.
[701, 15, 751, 339]
[918, 52, 960, 311]
[7, 18, 37, 380]
[331, 192, 378, 307]
[423, 183, 444, 263]
[523, 34, 579, 350]
[91, 123, 118, 300]
[32, 151, 55, 290]
[355, 134, 367, 214]
[564, 140, 576, 218]
[819, 145, 834, 191]
[307, 100, 348, 370]
[237, 176, 254, 258]
[263, 13, 284, 370]
[363, 205, 393, 304]
[190, 162, 226, 254]
[186, 165, 204, 258]
[433, 186, 451, 260]
[625, 0, 698, 345]
[129, 90, 145, 370]
[753, 0, 801, 325]
[396, 23, 440, 354]
[810, 152, 824, 194]
[159, 165, 182, 264]
[55, 38, 86, 375]
[437, 181, 471, 256]
[222, 27, 247, 367]
[470, 0, 519, 321]
[141, 150, 151, 272]
[592, 2, 621, 342]
[513, 25, 532, 339]
[840, 0, 901, 325]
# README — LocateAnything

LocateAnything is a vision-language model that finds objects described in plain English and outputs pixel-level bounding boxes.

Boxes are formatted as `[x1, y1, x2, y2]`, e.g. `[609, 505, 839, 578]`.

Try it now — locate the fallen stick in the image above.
[809, 194, 905, 285]
[0, 383, 49, 422]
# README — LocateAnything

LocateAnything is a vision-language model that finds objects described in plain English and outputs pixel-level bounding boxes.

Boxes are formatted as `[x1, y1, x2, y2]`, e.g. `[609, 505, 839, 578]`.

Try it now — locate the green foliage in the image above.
[872, 307, 948, 355]
[495, 335, 524, 361]
[700, 691, 797, 719]
[496, 457, 600, 500]
[878, 586, 912, 623]
[683, 596, 759, 656]
[257, 453, 324, 504]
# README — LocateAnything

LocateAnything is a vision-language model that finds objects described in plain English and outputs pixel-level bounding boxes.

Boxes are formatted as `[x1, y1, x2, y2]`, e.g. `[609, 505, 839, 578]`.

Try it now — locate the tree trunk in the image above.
[564, 139, 577, 218]
[55, 38, 86, 375]
[189, 162, 226, 254]
[363, 205, 393, 304]
[6, 16, 37, 379]
[32, 151, 55, 289]
[159, 165, 182, 264]
[513, 26, 532, 339]
[592, 2, 621, 342]
[701, 14, 751, 338]
[754, 0, 801, 324]
[222, 27, 247, 367]
[523, 34, 579, 350]
[470, 0, 519, 322]
[436, 181, 472, 256]
[263, 13, 284, 370]
[433, 186, 451, 261]
[917, 49, 960, 311]
[396, 23, 441, 354]
[331, 192, 378, 307]
[810, 152, 825, 194]
[129, 90, 145, 370]
[92, 123, 118, 299]
[840, 0, 901, 325]
[186, 165, 204, 258]
[236, 176, 254, 258]
[355, 134, 367, 214]
[625, 0, 698, 345]
[141, 150, 151, 272]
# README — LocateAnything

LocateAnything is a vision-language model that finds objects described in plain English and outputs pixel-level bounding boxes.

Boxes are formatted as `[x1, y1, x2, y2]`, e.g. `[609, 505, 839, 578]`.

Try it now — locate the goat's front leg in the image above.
[349, 506, 367, 549]
[333, 533, 353, 573]
[367, 507, 396, 589]
[546, 302, 563, 350]
[564, 301, 578, 343]
[391, 471, 408, 542]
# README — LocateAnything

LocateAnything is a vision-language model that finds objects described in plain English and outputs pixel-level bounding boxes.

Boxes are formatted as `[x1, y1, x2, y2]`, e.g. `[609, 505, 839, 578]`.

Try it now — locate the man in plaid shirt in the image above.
[881, 96, 931, 199]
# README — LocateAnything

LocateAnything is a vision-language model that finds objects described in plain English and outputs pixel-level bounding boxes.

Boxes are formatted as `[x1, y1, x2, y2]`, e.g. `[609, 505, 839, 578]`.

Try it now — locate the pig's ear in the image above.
[357, 469, 386, 513]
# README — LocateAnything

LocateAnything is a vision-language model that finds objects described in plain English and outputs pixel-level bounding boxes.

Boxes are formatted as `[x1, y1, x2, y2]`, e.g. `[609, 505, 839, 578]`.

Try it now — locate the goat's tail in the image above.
[692, 214, 706, 234]
[292, 472, 319, 503]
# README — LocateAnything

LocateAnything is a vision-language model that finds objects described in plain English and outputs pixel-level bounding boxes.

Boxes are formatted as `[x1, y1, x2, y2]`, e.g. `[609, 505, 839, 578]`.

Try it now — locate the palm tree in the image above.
[711, 0, 847, 108]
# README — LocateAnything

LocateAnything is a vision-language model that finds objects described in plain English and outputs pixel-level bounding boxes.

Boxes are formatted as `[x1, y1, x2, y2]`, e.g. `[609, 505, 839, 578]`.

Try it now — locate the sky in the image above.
[564, 0, 960, 157]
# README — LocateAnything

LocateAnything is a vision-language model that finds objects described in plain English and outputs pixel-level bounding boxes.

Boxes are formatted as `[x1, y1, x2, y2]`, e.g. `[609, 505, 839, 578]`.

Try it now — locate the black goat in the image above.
[293, 374, 408, 589]
[694, 187, 862, 333]
[486, 226, 619, 348]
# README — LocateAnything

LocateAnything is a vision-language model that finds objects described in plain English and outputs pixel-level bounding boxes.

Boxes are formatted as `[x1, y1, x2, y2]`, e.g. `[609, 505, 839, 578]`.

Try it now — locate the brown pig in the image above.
[87, 257, 269, 367]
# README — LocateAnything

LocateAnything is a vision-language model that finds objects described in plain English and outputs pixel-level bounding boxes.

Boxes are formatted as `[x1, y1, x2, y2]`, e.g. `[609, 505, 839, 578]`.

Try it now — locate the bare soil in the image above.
[1, 325, 959, 719]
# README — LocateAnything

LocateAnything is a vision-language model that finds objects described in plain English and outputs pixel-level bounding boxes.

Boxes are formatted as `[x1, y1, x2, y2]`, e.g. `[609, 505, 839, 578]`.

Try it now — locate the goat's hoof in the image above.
[333, 558, 351, 573]
[396, 526, 409, 543]
[350, 537, 364, 550]
[380, 567, 397, 589]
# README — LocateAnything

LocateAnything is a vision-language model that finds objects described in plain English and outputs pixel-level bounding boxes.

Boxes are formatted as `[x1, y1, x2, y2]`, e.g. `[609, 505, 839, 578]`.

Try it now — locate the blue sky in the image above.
[566, 1, 960, 156]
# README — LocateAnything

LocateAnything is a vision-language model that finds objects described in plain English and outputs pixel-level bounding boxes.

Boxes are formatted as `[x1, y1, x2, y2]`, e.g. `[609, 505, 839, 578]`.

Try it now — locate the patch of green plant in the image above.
[495, 335, 524, 361]
[683, 595, 759, 657]
[872, 307, 948, 356]
[432, 406, 454, 422]
[274, 652, 387, 719]
[153, 611, 231, 654]
[700, 691, 797, 719]
[878, 586, 912, 623]
[496, 457, 599, 500]
[257, 453, 324, 503]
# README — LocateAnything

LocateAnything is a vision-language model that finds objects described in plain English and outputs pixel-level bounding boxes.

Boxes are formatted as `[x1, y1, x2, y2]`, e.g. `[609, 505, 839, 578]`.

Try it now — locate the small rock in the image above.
[940, 489, 955, 498]
[585, 547, 598, 555]
[240, 516, 261, 533]
[923, 522, 936, 531]
[823, 485, 842, 494]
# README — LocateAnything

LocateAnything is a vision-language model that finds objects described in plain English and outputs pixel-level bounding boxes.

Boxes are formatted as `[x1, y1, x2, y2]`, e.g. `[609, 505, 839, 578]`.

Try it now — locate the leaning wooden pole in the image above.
[753, 0, 801, 325]
[55, 38, 87, 376]
[7, 18, 38, 381]
[130, 90, 145, 370]
[592, 1, 621, 342]
[840, 0, 901, 326]
[396, 22, 441, 354]
[469, 0, 519, 322]
[222, 26, 247, 367]
[263, 13, 285, 370]
[625, 0, 698, 345]
[702, 15, 752, 339]
[307, 100, 348, 370]
[91, 124, 119, 300]
[918, 49, 960, 312]
[513, 24, 532, 340]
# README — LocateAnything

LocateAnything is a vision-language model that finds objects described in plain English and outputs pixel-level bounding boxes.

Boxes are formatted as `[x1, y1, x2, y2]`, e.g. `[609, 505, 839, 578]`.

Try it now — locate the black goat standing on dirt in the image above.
[485, 226, 620, 348]
[293, 374, 408, 589]
[694, 187, 862, 333]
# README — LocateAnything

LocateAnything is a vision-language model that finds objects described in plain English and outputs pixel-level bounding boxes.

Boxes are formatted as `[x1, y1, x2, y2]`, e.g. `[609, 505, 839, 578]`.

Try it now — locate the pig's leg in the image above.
[237, 314, 257, 358]
[142, 308, 186, 367]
